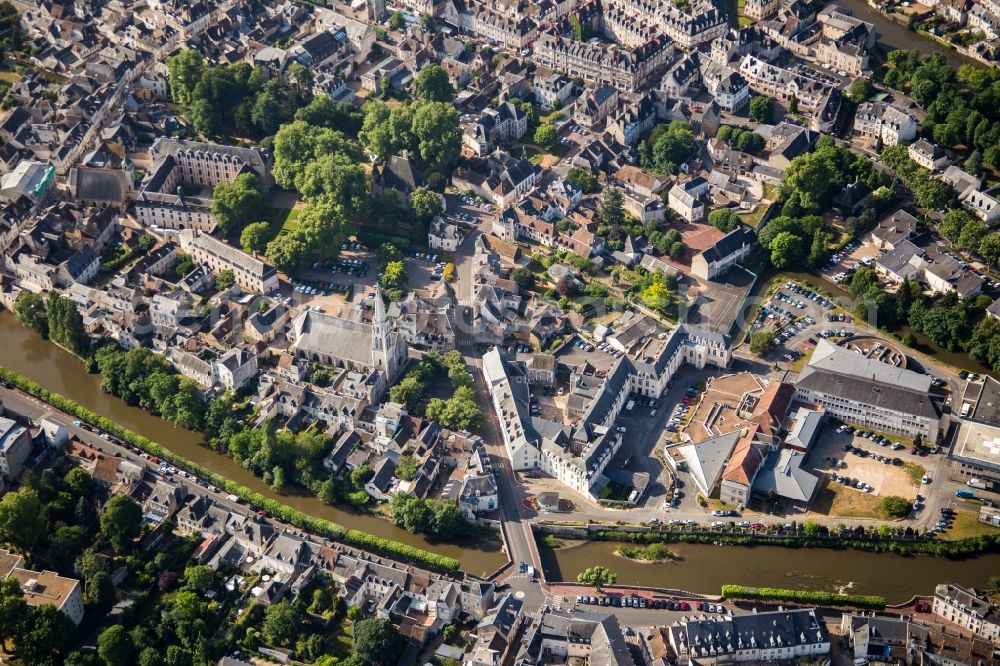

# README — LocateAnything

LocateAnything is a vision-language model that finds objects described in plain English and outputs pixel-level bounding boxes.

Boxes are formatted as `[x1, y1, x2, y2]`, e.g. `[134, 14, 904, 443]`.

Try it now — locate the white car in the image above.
[922, 475, 931, 484]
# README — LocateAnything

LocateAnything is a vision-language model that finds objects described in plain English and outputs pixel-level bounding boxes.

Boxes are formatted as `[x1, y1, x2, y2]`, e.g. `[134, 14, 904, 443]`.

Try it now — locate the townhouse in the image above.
[668, 608, 830, 663]
[853, 101, 918, 147]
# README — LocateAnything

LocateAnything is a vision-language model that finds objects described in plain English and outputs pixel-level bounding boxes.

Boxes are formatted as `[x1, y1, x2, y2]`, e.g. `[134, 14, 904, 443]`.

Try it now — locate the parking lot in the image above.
[821, 238, 879, 285]
[809, 426, 919, 500]
[750, 280, 835, 364]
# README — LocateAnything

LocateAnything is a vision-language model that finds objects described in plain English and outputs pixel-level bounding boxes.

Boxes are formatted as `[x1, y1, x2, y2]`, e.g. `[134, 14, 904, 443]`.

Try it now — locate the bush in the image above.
[722, 584, 885, 610]
[880, 495, 913, 518]
[0, 368, 460, 573]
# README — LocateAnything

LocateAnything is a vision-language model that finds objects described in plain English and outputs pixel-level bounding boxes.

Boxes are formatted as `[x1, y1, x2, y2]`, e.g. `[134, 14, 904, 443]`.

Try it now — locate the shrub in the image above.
[722, 584, 885, 610]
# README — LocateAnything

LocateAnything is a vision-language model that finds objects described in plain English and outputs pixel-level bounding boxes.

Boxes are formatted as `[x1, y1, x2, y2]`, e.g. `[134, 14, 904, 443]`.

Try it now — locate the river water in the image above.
[835, 0, 977, 69]
[4, 311, 997, 598]
[0, 311, 504, 576]
[544, 541, 1000, 603]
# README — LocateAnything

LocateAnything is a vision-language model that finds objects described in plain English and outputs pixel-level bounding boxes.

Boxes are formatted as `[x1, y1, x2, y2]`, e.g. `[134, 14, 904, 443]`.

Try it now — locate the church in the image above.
[289, 290, 408, 398]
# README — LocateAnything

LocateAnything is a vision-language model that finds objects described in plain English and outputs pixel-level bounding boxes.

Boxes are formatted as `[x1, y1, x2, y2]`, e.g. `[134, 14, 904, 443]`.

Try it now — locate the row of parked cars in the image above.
[576, 595, 717, 612]
[784, 281, 835, 309]
[665, 386, 699, 433]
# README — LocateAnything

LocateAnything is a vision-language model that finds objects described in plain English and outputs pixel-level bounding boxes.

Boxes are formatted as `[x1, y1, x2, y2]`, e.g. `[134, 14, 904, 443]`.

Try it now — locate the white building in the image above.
[853, 101, 917, 147]
[669, 608, 830, 663]
[0, 417, 30, 482]
[932, 583, 1000, 642]
[795, 339, 941, 441]
[908, 138, 951, 171]
[179, 230, 279, 294]
[428, 217, 465, 252]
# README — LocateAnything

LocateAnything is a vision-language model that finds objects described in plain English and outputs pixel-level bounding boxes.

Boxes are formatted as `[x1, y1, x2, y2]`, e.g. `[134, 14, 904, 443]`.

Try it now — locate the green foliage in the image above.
[97, 625, 134, 666]
[577, 565, 617, 591]
[0, 486, 45, 553]
[353, 618, 404, 666]
[410, 187, 442, 223]
[14, 291, 48, 338]
[0, 367, 461, 572]
[414, 64, 454, 102]
[294, 96, 364, 135]
[716, 125, 764, 153]
[263, 600, 304, 647]
[396, 455, 418, 482]
[879, 495, 914, 518]
[210, 172, 265, 234]
[749, 330, 775, 356]
[534, 123, 558, 150]
[166, 49, 309, 138]
[45, 291, 88, 356]
[708, 208, 739, 232]
[880, 145, 953, 211]
[638, 121, 695, 174]
[214, 269, 236, 290]
[722, 584, 885, 609]
[389, 493, 466, 538]
[100, 494, 143, 553]
[240, 221, 274, 254]
[847, 78, 874, 104]
[749, 96, 773, 123]
[566, 167, 598, 193]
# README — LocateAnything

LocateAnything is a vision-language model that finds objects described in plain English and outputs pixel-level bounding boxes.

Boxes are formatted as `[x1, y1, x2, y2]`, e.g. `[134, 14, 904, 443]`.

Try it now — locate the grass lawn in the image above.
[738, 205, 768, 229]
[903, 462, 927, 487]
[738, 16, 754, 26]
[329, 618, 354, 658]
[0, 70, 19, 83]
[812, 480, 885, 519]
[265, 206, 303, 237]
[941, 510, 1000, 541]
[790, 346, 815, 372]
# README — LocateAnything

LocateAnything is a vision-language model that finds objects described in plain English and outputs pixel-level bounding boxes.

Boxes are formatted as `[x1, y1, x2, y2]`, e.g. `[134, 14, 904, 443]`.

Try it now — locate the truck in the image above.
[956, 489, 975, 499]
[968, 478, 989, 490]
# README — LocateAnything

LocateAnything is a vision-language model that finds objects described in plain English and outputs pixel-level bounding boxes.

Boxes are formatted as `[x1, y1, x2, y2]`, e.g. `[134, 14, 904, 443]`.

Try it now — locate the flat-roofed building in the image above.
[0, 552, 84, 625]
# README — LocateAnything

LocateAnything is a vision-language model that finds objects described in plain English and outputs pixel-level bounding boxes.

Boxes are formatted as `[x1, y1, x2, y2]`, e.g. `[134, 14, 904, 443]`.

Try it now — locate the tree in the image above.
[211, 172, 265, 233]
[769, 231, 804, 270]
[166, 49, 206, 106]
[879, 495, 913, 518]
[214, 269, 236, 290]
[266, 233, 310, 274]
[412, 101, 461, 169]
[84, 571, 115, 612]
[940, 208, 973, 242]
[45, 291, 87, 355]
[0, 577, 28, 644]
[97, 625, 134, 666]
[100, 494, 143, 553]
[749, 96, 773, 123]
[442, 262, 456, 281]
[566, 167, 598, 193]
[646, 121, 695, 173]
[17, 604, 76, 665]
[263, 600, 304, 647]
[980, 232, 1000, 270]
[749, 330, 776, 356]
[708, 208, 739, 232]
[959, 218, 988, 251]
[381, 260, 408, 289]
[511, 267, 536, 290]
[410, 187, 442, 222]
[183, 565, 214, 594]
[389, 11, 404, 28]
[847, 78, 873, 104]
[138, 233, 157, 252]
[352, 618, 404, 666]
[240, 221, 273, 254]
[597, 187, 625, 229]
[534, 123, 558, 151]
[14, 291, 48, 338]
[396, 455, 418, 481]
[788, 93, 799, 114]
[577, 565, 617, 592]
[0, 487, 44, 554]
[414, 64, 454, 102]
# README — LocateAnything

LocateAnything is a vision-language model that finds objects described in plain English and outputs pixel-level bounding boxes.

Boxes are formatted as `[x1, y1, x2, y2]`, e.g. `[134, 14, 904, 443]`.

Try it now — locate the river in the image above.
[835, 0, 977, 69]
[544, 541, 1000, 603]
[0, 310, 505, 576]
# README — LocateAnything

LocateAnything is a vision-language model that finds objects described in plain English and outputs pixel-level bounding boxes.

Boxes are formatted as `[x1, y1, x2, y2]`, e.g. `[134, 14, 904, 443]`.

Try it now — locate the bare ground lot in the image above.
[803, 427, 921, 518]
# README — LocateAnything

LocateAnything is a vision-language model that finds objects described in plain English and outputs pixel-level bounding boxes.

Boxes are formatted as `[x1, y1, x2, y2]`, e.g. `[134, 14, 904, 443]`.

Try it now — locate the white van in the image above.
[625, 399, 635, 412]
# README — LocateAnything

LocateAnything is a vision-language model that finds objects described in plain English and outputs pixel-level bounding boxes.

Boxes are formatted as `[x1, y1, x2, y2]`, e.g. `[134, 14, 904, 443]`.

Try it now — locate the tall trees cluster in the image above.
[166, 49, 312, 138]
[14, 291, 88, 356]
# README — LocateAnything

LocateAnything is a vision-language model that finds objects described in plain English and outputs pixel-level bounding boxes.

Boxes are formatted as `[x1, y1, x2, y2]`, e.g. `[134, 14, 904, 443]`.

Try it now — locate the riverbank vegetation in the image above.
[582, 526, 1000, 558]
[721, 585, 886, 610]
[0, 366, 461, 572]
[616, 542, 678, 562]
[14, 291, 88, 356]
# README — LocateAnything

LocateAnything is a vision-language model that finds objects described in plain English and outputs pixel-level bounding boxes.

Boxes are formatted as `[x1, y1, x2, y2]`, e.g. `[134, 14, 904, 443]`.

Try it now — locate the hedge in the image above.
[722, 584, 886, 610]
[586, 528, 1000, 558]
[0, 366, 461, 573]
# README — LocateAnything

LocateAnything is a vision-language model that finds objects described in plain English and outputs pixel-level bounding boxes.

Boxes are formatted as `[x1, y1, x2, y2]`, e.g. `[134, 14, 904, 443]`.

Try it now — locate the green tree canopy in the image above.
[99, 494, 143, 553]
[211, 172, 265, 234]
[414, 63, 454, 102]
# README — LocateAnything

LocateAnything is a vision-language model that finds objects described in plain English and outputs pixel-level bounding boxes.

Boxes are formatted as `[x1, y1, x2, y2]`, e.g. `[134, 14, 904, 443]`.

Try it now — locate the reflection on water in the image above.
[544, 540, 1000, 603]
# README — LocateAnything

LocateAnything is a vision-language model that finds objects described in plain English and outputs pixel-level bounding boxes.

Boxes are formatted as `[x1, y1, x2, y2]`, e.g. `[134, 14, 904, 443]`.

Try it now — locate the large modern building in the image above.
[795, 339, 941, 441]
